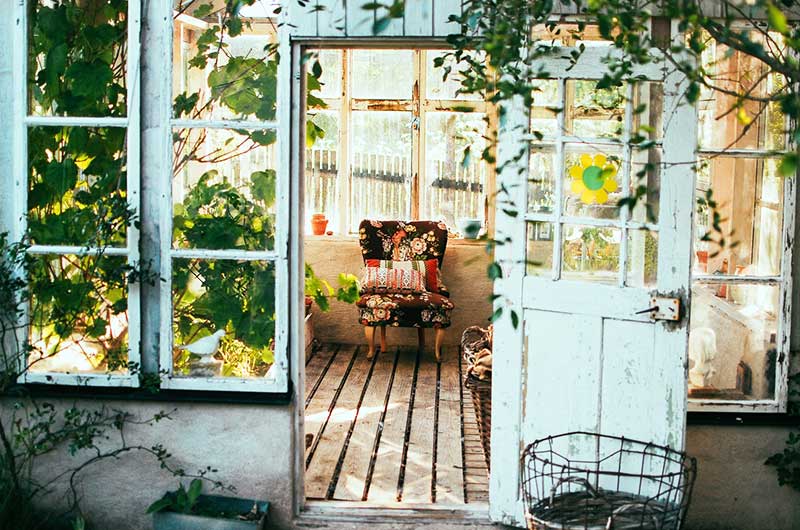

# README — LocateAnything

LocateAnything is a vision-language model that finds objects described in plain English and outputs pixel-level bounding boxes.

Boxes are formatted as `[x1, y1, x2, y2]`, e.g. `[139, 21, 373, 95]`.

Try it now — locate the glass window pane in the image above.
[310, 49, 343, 100]
[698, 32, 787, 151]
[626, 229, 658, 288]
[530, 80, 560, 139]
[305, 111, 340, 234]
[172, 2, 279, 120]
[633, 82, 664, 141]
[28, 254, 129, 375]
[172, 259, 276, 379]
[566, 80, 626, 139]
[528, 148, 557, 214]
[629, 147, 661, 224]
[563, 145, 623, 219]
[28, 126, 128, 247]
[526, 222, 553, 276]
[350, 111, 412, 231]
[28, 0, 128, 117]
[426, 51, 484, 101]
[351, 50, 414, 100]
[561, 224, 620, 284]
[172, 128, 278, 251]
[694, 157, 783, 277]
[531, 23, 614, 47]
[689, 282, 779, 401]
[423, 112, 487, 230]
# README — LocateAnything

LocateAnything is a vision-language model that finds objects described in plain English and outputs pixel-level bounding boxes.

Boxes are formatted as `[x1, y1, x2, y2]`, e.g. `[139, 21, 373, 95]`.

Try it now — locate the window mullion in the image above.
[412, 49, 424, 221]
[126, 0, 143, 381]
[338, 49, 351, 234]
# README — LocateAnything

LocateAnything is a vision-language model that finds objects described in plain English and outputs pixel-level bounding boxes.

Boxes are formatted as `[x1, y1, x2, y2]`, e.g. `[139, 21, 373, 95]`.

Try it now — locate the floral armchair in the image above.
[357, 220, 454, 360]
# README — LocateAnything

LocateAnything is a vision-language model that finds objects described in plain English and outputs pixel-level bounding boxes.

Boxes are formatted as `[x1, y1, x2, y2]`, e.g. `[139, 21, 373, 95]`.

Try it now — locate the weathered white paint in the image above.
[157, 6, 289, 393]
[12, 0, 142, 387]
[489, 32, 696, 525]
[288, 0, 463, 38]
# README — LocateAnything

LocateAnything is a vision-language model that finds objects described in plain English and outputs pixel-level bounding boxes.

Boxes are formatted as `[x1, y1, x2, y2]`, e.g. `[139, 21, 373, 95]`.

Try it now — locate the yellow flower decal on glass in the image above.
[568, 154, 618, 205]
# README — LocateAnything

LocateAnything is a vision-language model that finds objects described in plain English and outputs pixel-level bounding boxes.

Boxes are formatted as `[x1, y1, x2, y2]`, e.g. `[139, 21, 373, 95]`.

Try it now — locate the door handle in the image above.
[635, 305, 659, 315]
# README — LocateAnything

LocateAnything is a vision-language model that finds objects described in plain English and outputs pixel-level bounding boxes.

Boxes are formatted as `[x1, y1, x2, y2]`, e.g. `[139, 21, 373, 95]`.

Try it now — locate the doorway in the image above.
[298, 45, 493, 509]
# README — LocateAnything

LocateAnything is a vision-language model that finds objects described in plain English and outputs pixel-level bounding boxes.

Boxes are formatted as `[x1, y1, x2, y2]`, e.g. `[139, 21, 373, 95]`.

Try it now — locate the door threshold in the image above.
[299, 500, 490, 524]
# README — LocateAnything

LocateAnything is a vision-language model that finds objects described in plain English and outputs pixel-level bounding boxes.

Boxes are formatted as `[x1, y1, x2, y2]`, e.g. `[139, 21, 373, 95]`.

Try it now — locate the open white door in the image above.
[489, 42, 696, 525]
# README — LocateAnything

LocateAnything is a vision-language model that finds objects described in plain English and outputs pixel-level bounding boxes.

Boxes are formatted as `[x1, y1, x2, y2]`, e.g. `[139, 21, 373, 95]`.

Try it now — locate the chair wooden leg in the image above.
[417, 328, 425, 352]
[365, 327, 376, 359]
[434, 328, 445, 362]
[380, 326, 387, 353]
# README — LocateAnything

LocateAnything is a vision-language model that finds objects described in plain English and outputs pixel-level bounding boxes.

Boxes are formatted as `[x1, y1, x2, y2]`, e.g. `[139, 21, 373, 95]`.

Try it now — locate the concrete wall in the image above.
[0, 398, 299, 530]
[685, 425, 800, 530]
[305, 236, 494, 347]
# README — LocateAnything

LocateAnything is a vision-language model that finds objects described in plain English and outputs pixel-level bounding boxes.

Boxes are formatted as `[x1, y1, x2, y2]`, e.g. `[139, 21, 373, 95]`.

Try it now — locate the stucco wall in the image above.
[685, 425, 800, 530]
[3, 397, 797, 530]
[0, 398, 298, 530]
[305, 236, 494, 347]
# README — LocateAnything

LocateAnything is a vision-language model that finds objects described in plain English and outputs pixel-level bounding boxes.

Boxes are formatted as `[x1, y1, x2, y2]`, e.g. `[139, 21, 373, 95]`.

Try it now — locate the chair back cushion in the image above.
[358, 220, 448, 267]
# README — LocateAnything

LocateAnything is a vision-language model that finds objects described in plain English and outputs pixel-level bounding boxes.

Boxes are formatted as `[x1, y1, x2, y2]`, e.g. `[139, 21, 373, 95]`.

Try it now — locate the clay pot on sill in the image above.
[311, 214, 329, 236]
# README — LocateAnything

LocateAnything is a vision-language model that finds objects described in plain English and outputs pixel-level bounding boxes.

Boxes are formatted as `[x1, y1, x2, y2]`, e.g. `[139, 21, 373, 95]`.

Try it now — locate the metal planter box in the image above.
[152, 494, 268, 530]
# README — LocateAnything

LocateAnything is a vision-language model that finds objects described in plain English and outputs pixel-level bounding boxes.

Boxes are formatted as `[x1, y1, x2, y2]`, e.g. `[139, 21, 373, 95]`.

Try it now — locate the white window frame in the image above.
[688, 151, 795, 414]
[156, 6, 290, 393]
[11, 0, 142, 388]
[686, 27, 796, 413]
[306, 48, 494, 235]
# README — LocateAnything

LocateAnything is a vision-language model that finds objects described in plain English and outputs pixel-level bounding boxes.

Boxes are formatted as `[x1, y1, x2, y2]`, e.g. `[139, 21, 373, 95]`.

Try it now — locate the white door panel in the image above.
[490, 32, 695, 526]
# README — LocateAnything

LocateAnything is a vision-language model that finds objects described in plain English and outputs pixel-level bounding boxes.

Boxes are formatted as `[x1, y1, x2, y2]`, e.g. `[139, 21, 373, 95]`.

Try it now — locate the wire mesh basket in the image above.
[522, 432, 696, 530]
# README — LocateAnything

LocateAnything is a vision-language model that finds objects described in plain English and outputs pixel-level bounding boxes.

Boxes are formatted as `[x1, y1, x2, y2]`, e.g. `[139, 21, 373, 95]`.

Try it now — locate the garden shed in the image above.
[1, 1, 799, 529]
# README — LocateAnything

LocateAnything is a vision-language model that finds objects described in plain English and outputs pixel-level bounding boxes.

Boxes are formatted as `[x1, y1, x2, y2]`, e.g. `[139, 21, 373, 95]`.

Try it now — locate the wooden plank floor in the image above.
[304, 343, 490, 505]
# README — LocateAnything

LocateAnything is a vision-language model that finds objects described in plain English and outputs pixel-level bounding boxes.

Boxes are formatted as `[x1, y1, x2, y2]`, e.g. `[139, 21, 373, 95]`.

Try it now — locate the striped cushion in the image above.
[364, 259, 439, 292]
[361, 267, 427, 294]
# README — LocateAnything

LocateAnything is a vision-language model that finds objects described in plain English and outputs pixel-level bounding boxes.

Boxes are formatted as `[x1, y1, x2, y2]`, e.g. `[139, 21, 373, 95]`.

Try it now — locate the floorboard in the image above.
[435, 352, 465, 503]
[304, 344, 489, 506]
[305, 345, 356, 467]
[332, 348, 397, 501]
[306, 346, 372, 499]
[367, 349, 416, 502]
[401, 348, 438, 503]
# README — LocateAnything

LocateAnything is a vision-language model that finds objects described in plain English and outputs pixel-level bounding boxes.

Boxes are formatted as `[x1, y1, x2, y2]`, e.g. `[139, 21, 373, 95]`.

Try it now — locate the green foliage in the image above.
[147, 479, 204, 515]
[29, 0, 128, 117]
[304, 265, 361, 312]
[766, 372, 800, 492]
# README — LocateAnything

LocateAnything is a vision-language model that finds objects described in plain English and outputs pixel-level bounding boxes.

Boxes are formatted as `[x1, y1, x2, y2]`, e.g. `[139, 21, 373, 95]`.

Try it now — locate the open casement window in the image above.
[304, 48, 492, 236]
[491, 37, 695, 524]
[161, 3, 289, 392]
[688, 29, 795, 412]
[13, 0, 141, 387]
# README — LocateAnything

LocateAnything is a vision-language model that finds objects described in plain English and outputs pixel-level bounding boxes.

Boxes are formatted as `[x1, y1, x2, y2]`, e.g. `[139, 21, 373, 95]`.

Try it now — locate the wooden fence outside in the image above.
[304, 147, 487, 232]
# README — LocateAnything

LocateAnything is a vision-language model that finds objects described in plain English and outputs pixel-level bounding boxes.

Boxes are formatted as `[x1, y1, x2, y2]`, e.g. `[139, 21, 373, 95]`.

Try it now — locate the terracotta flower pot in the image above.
[311, 214, 328, 235]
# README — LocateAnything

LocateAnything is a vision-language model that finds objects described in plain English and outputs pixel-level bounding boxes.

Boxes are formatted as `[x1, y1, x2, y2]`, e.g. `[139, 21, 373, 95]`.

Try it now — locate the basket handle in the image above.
[604, 502, 663, 530]
[548, 476, 599, 506]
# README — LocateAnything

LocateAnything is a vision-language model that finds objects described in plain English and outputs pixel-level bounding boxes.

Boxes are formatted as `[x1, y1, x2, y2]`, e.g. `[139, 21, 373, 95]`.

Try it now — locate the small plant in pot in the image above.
[148, 479, 269, 530]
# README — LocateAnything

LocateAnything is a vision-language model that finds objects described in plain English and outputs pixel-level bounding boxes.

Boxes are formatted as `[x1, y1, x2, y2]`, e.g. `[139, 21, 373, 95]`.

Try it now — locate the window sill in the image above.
[687, 410, 800, 426]
[304, 233, 489, 247]
[4, 382, 293, 406]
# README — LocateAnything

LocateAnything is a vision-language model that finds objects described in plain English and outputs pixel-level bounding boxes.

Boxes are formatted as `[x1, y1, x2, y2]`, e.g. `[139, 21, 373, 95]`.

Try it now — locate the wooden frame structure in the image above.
[305, 47, 493, 235]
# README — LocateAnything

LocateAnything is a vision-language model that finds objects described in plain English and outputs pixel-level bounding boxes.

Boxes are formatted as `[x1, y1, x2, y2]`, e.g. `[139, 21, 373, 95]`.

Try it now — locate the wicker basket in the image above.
[522, 432, 697, 530]
[464, 372, 491, 472]
[461, 326, 492, 472]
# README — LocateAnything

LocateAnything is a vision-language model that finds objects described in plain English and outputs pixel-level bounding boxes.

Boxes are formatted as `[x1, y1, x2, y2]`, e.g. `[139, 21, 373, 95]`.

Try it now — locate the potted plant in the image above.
[149, 479, 269, 530]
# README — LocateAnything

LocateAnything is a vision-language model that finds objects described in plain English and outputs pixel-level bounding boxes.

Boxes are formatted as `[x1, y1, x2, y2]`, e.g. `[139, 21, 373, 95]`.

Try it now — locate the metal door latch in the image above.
[635, 297, 680, 321]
